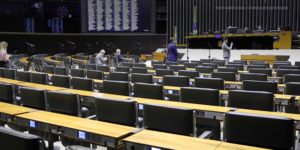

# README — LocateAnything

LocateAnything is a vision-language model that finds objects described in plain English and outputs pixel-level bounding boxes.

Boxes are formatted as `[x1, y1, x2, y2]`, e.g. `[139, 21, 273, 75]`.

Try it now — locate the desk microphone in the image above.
[86, 43, 91, 46]
[59, 43, 64, 46]
[67, 41, 75, 44]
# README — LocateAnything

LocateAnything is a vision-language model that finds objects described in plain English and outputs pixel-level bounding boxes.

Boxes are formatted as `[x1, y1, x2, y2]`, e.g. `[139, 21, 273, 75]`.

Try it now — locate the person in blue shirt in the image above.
[167, 37, 179, 61]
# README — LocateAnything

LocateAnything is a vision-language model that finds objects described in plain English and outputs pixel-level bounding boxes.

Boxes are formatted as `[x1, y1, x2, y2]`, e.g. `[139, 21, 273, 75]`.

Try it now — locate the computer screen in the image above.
[78, 131, 86, 139]
[29, 120, 36, 128]
[86, 0, 151, 32]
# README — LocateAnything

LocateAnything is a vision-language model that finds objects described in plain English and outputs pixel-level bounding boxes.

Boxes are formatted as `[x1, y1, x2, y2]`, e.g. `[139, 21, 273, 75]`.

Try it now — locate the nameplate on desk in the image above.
[30, 120, 36, 128]
[224, 84, 242, 89]
[268, 78, 280, 83]
[199, 75, 211, 78]
[78, 131, 88, 140]
[164, 89, 179, 95]
[220, 93, 228, 100]
[153, 78, 162, 83]
[278, 87, 285, 92]
[151, 147, 162, 150]
[139, 104, 144, 110]
[189, 81, 194, 86]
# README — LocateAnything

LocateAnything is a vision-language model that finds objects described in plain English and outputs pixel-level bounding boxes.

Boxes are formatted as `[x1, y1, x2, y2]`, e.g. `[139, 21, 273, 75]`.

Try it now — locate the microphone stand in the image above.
[86, 43, 92, 56]
[207, 42, 211, 59]
[186, 41, 189, 61]
[163, 41, 167, 62]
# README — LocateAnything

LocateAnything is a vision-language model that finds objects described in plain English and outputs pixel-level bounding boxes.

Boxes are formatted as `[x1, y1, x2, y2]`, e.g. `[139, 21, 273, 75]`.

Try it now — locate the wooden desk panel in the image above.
[216, 142, 270, 150]
[236, 109, 300, 121]
[0, 102, 35, 115]
[123, 130, 221, 150]
[153, 52, 167, 61]
[44, 56, 61, 65]
[59, 89, 130, 99]
[241, 55, 289, 64]
[0, 78, 23, 84]
[20, 57, 31, 66]
[14, 82, 65, 91]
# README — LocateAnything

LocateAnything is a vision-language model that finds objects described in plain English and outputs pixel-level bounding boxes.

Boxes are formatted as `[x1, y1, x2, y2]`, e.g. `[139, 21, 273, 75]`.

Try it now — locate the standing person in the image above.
[222, 38, 233, 64]
[0, 41, 10, 68]
[96, 49, 106, 66]
[167, 37, 179, 61]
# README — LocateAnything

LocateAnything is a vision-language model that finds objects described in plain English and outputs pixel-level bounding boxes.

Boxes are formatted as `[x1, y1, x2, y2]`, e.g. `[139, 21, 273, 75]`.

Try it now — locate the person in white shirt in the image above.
[96, 49, 106, 66]
[222, 38, 233, 64]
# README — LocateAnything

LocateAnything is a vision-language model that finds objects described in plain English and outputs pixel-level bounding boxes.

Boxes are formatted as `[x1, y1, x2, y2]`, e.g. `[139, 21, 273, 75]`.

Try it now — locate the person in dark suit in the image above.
[167, 37, 179, 61]
[222, 37, 233, 64]
[115, 49, 124, 62]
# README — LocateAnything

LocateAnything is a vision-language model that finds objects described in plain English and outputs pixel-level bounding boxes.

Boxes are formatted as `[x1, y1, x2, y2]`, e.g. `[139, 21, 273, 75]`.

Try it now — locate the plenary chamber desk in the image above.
[186, 31, 292, 49]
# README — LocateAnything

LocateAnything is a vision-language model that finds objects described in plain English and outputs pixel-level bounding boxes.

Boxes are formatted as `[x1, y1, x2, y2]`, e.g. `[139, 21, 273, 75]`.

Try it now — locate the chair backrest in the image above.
[202, 63, 218, 69]
[243, 80, 278, 94]
[4, 69, 17, 80]
[20, 87, 46, 110]
[151, 61, 163, 66]
[86, 64, 96, 70]
[131, 67, 148, 74]
[217, 67, 238, 74]
[275, 61, 290, 63]
[239, 73, 268, 82]
[54, 67, 68, 75]
[224, 111, 295, 150]
[180, 87, 219, 106]
[278, 65, 300, 70]
[133, 63, 146, 68]
[163, 75, 189, 87]
[191, 60, 204, 65]
[110, 72, 129, 82]
[249, 61, 265, 64]
[178, 70, 199, 79]
[143, 103, 194, 136]
[252, 62, 270, 68]
[0, 82, 15, 103]
[72, 77, 94, 91]
[200, 59, 211, 63]
[155, 69, 174, 76]
[273, 62, 292, 69]
[90, 57, 96, 64]
[131, 73, 153, 84]
[194, 77, 224, 90]
[295, 61, 300, 66]
[165, 61, 178, 67]
[71, 69, 86, 78]
[63, 57, 71, 69]
[0, 68, 5, 77]
[103, 80, 131, 96]
[211, 72, 236, 81]
[225, 64, 244, 71]
[177, 60, 189, 65]
[228, 61, 244, 65]
[17, 71, 31, 82]
[153, 64, 168, 70]
[285, 82, 300, 95]
[228, 90, 274, 111]
[122, 62, 134, 68]
[86, 70, 104, 80]
[248, 68, 272, 76]
[134, 83, 163, 99]
[211, 61, 225, 67]
[44, 66, 54, 74]
[233, 60, 247, 65]
[31, 72, 49, 85]
[115, 66, 130, 73]
[276, 69, 300, 77]
[195, 66, 214, 74]
[183, 62, 198, 68]
[47, 91, 81, 116]
[97, 65, 110, 72]
[95, 97, 137, 127]
[247, 65, 266, 70]
[169, 65, 186, 72]
[52, 75, 71, 88]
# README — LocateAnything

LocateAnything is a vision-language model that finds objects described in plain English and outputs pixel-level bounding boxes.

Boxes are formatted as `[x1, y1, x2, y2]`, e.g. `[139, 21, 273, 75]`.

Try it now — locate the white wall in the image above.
[156, 49, 300, 64]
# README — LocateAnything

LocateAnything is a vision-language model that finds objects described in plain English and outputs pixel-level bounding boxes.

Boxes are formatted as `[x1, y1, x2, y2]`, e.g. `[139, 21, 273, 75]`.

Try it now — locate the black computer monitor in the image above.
[228, 90, 274, 111]
[95, 97, 137, 127]
[233, 60, 247, 65]
[224, 111, 294, 150]
[134, 83, 164, 100]
[52, 75, 71, 88]
[284, 74, 300, 83]
[178, 70, 199, 79]
[133, 63, 146, 68]
[195, 66, 214, 74]
[243, 80, 278, 94]
[44, 66, 54, 74]
[228, 27, 238, 34]
[194, 78, 224, 90]
[177, 60, 189, 65]
[20, 87, 46, 110]
[248, 68, 272, 77]
[47, 91, 80, 116]
[228, 62, 244, 65]
[17, 71, 31, 82]
[169, 65, 186, 72]
[31, 73, 49, 85]
[273, 62, 292, 69]
[143, 103, 194, 136]
[86, 64, 96, 70]
[72, 77, 94, 91]
[249, 61, 265, 64]
[0, 68, 5, 77]
[295, 61, 300, 67]
[239, 73, 268, 82]
[131, 73, 153, 84]
[54, 67, 67, 75]
[211, 72, 236, 81]
[276, 69, 300, 77]
[225, 64, 243, 71]
[211, 61, 225, 67]
[115, 66, 130, 73]
[131, 67, 148, 74]
[163, 75, 190, 87]
[247, 65, 266, 70]
[0, 126, 46, 150]
[153, 64, 168, 70]
[278, 66, 300, 70]
[151, 61, 163, 66]
[191, 60, 204, 65]
[4, 69, 17, 80]
[218, 67, 238, 74]
[183, 62, 198, 68]
[103, 80, 131, 96]
[122, 63, 134, 68]
[180, 87, 219, 106]
[252, 63, 270, 68]
[86, 70, 104, 80]
[110, 72, 129, 82]
[97, 65, 110, 72]
[285, 82, 300, 95]
[202, 63, 218, 69]
[0, 82, 14, 103]
[200, 59, 211, 63]
[165, 61, 178, 67]
[71, 69, 86, 78]
[155, 69, 174, 76]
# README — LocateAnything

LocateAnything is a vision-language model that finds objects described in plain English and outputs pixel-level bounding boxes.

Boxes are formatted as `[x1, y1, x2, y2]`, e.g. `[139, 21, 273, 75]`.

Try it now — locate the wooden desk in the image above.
[123, 130, 221, 150]
[14, 82, 66, 91]
[59, 89, 130, 99]
[153, 52, 167, 61]
[0, 78, 24, 84]
[241, 55, 290, 64]
[20, 57, 31, 66]
[0, 102, 35, 122]
[44, 56, 62, 65]
[215, 142, 269, 150]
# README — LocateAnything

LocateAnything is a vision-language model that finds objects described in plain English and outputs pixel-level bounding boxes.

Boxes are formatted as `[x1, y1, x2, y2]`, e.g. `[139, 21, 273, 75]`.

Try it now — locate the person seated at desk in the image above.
[115, 49, 127, 62]
[278, 26, 281, 31]
[96, 49, 107, 66]
[167, 37, 179, 61]
[225, 26, 232, 34]
[243, 27, 248, 34]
